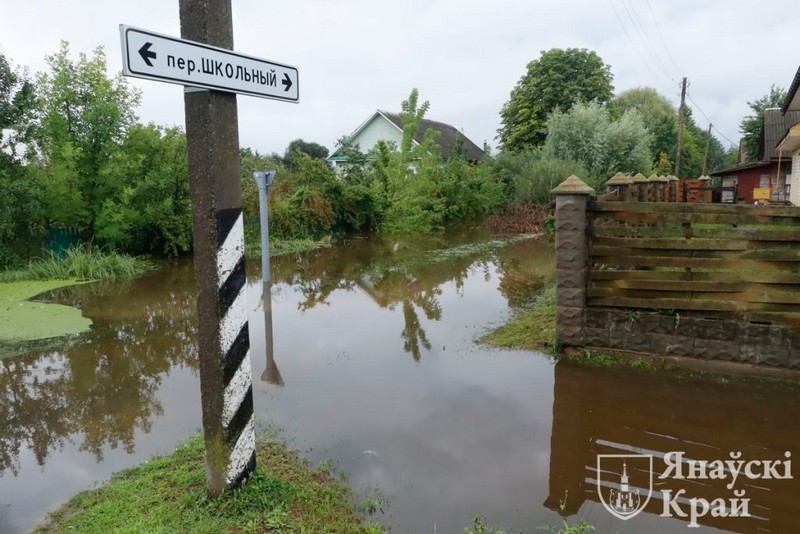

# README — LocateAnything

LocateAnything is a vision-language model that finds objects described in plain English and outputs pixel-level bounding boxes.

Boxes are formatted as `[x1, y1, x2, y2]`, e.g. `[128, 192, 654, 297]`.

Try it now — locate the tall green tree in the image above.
[677, 109, 728, 178]
[95, 125, 192, 256]
[0, 52, 40, 267]
[543, 101, 652, 186]
[610, 87, 677, 171]
[739, 85, 787, 162]
[35, 41, 140, 243]
[498, 48, 614, 151]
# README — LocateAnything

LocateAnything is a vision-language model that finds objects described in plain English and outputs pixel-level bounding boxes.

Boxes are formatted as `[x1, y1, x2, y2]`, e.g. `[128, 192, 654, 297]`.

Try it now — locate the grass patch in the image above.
[0, 248, 151, 283]
[477, 286, 556, 352]
[567, 348, 661, 369]
[36, 434, 383, 534]
[0, 279, 91, 347]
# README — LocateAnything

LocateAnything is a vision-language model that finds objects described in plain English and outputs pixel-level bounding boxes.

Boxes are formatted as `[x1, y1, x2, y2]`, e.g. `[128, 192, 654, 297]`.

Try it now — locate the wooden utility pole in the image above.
[675, 77, 687, 178]
[180, 0, 256, 498]
[701, 122, 713, 176]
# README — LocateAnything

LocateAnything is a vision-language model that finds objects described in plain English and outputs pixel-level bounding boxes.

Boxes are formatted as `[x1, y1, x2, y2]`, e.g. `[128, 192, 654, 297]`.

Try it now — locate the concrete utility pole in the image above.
[675, 77, 687, 178]
[180, 0, 256, 498]
[702, 122, 713, 176]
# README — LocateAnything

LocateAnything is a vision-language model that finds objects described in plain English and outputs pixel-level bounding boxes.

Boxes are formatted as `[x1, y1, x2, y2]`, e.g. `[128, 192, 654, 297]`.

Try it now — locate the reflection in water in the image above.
[1, 233, 564, 533]
[0, 261, 199, 476]
[546, 362, 800, 532]
[270, 234, 552, 361]
[260, 282, 283, 386]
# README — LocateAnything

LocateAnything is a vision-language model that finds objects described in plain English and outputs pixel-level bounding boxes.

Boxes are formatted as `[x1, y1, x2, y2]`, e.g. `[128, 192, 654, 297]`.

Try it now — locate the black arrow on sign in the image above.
[282, 73, 292, 92]
[138, 42, 157, 67]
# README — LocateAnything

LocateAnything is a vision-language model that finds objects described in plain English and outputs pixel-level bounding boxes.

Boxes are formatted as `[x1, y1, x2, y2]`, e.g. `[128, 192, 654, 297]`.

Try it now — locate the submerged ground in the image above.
[2, 232, 799, 533]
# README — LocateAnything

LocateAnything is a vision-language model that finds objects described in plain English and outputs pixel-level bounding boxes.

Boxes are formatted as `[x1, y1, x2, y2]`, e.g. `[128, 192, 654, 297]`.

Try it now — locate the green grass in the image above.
[476, 288, 669, 371]
[36, 434, 383, 534]
[477, 286, 556, 352]
[0, 279, 91, 347]
[0, 248, 151, 283]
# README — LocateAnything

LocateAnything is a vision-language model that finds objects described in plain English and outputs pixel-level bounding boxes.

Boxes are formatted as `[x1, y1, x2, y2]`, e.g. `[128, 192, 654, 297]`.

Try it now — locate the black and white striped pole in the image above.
[180, 0, 255, 498]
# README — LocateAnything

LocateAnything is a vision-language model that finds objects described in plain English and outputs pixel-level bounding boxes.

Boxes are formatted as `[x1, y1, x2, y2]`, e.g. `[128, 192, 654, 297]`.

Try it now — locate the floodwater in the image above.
[1, 233, 799, 533]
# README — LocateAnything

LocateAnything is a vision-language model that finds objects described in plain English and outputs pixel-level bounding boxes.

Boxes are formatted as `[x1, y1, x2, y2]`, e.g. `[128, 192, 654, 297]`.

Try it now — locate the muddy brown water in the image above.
[1, 234, 799, 533]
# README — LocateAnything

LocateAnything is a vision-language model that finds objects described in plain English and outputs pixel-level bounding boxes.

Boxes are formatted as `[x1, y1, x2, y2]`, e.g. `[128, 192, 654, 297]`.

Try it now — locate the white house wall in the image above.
[351, 115, 404, 153]
[791, 151, 800, 206]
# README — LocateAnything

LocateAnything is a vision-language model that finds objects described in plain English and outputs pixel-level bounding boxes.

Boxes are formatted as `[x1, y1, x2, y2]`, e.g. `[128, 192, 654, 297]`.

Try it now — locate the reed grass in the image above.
[0, 248, 152, 283]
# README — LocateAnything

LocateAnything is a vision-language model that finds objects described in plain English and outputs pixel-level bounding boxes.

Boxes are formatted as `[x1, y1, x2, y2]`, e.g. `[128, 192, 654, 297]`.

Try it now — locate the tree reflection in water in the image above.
[270, 234, 553, 361]
[0, 262, 198, 475]
[0, 235, 554, 476]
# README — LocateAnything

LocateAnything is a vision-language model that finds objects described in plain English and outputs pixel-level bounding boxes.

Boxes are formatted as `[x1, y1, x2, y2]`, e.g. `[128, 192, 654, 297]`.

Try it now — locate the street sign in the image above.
[119, 24, 299, 102]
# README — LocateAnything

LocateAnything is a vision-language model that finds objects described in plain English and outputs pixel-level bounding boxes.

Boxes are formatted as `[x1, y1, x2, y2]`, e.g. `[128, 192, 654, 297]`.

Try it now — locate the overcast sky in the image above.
[1, 0, 798, 156]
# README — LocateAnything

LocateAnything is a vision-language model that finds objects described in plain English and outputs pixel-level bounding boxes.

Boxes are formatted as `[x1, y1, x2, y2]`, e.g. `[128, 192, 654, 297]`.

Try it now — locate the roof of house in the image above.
[379, 111, 485, 161]
[709, 160, 774, 177]
[329, 110, 484, 162]
[781, 65, 800, 114]
[762, 108, 800, 159]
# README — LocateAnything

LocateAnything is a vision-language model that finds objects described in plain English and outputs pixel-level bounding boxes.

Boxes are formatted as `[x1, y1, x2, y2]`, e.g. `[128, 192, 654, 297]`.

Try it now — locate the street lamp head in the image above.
[252, 170, 276, 189]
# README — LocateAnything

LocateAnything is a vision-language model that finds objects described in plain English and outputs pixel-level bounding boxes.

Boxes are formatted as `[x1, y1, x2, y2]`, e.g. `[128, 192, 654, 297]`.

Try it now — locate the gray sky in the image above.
[1, 0, 798, 156]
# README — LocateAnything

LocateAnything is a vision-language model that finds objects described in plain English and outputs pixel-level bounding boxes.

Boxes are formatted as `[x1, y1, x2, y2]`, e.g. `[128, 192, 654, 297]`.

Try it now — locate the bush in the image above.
[492, 151, 587, 205]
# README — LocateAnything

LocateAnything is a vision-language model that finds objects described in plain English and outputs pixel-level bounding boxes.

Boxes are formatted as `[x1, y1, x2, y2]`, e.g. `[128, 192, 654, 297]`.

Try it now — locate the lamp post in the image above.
[252, 170, 280, 385]
[252, 170, 276, 284]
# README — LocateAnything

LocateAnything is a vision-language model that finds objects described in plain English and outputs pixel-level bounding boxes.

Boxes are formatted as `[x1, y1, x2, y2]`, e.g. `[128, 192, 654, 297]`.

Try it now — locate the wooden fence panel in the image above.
[586, 200, 800, 328]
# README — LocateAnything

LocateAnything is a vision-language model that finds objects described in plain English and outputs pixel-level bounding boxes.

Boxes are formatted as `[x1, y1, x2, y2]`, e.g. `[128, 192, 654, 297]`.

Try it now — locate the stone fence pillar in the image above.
[551, 176, 595, 348]
[632, 173, 649, 202]
[605, 172, 633, 201]
[653, 175, 669, 202]
[668, 175, 680, 202]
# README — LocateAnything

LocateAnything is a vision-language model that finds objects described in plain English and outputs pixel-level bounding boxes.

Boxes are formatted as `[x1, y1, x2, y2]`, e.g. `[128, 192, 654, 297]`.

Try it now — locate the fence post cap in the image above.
[606, 172, 632, 186]
[652, 174, 669, 182]
[632, 173, 649, 183]
[668, 175, 680, 181]
[551, 175, 595, 195]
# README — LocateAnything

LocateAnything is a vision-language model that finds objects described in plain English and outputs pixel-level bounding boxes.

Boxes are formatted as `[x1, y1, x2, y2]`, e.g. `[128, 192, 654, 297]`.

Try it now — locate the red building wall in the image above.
[713, 161, 791, 204]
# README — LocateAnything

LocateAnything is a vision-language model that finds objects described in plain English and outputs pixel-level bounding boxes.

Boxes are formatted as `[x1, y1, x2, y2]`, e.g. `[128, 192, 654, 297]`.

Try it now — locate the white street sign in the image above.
[119, 25, 299, 102]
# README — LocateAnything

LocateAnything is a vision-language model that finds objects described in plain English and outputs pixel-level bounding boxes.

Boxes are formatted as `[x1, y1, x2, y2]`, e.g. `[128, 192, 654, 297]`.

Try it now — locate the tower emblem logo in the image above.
[596, 454, 653, 520]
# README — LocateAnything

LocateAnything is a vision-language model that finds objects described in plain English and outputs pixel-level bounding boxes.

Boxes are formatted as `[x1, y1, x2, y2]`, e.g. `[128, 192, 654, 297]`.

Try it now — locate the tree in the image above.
[543, 101, 652, 186]
[35, 41, 141, 243]
[498, 48, 614, 151]
[610, 86, 730, 177]
[0, 52, 40, 267]
[95, 125, 192, 256]
[283, 138, 329, 167]
[739, 85, 787, 162]
[610, 87, 676, 171]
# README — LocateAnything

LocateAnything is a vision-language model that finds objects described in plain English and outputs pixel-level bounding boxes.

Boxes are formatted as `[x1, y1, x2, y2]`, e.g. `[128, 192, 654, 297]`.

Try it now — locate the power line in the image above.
[685, 90, 739, 147]
[645, 0, 681, 74]
[606, 0, 673, 92]
[619, 0, 676, 83]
